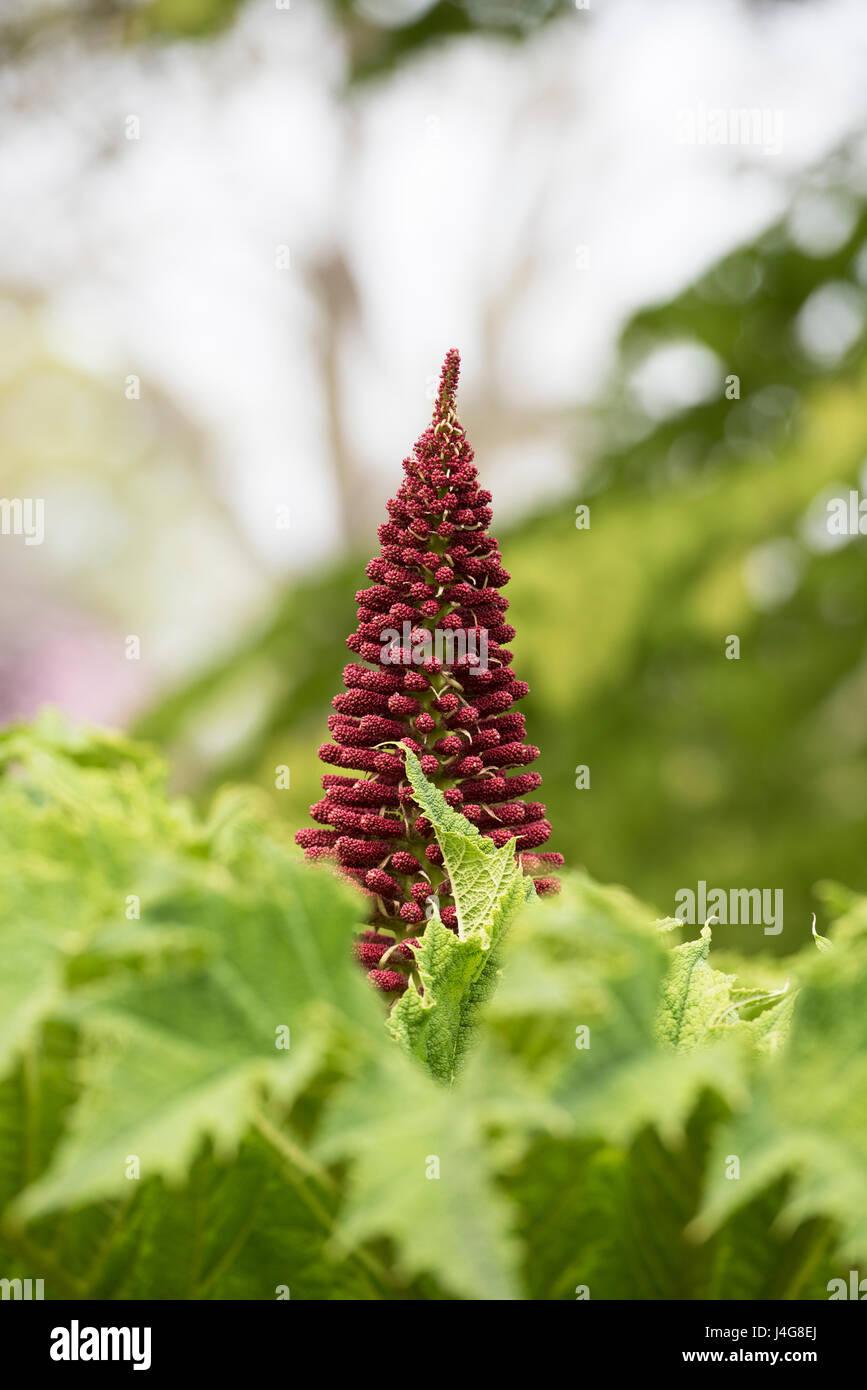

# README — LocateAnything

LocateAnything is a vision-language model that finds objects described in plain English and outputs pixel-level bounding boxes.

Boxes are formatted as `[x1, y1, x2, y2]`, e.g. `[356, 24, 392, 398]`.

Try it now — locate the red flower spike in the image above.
[296, 349, 561, 993]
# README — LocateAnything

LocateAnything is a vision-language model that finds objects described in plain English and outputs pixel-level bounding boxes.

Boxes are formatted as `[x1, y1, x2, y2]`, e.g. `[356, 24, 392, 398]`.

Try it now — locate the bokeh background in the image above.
[3, 0, 867, 951]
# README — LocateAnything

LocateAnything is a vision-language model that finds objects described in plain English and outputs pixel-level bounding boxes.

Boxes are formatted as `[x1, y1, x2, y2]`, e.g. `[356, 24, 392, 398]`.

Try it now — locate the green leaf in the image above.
[508, 1118, 719, 1300]
[655, 925, 737, 1050]
[700, 1179, 836, 1301]
[0, 1021, 80, 1220]
[0, 1132, 393, 1301]
[487, 875, 748, 1145]
[3, 717, 863, 1302]
[655, 924, 795, 1055]
[317, 1044, 542, 1301]
[507, 1094, 831, 1301]
[387, 913, 489, 1081]
[1, 724, 381, 1223]
[0, 717, 187, 1071]
[811, 914, 833, 952]
[697, 921, 867, 1264]
[399, 745, 532, 943]
[486, 874, 667, 1088]
[736, 986, 796, 1055]
[387, 747, 532, 1082]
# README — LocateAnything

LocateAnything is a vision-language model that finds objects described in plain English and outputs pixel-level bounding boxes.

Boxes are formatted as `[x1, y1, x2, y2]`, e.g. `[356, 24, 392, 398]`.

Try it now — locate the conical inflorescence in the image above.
[296, 350, 562, 993]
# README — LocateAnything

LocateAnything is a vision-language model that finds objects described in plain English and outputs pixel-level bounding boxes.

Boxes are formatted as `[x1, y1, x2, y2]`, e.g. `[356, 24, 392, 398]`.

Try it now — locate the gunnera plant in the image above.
[296, 350, 561, 994]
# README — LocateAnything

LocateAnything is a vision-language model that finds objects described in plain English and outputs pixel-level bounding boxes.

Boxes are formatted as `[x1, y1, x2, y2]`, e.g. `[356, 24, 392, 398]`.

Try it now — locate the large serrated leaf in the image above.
[399, 745, 531, 942]
[696, 919, 867, 1264]
[655, 925, 738, 1051]
[316, 1043, 552, 1301]
[387, 748, 532, 1081]
[654, 924, 794, 1055]
[1, 722, 382, 1223]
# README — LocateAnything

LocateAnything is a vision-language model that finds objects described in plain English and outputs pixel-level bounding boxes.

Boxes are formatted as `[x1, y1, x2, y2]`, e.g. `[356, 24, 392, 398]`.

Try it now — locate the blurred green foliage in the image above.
[135, 157, 867, 955]
[329, 0, 569, 83]
[3, 718, 864, 1299]
[128, 0, 571, 77]
[133, 0, 245, 41]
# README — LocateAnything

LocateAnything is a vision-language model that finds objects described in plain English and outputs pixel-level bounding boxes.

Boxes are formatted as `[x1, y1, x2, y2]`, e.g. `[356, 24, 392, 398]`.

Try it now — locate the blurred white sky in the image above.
[1, 0, 867, 702]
